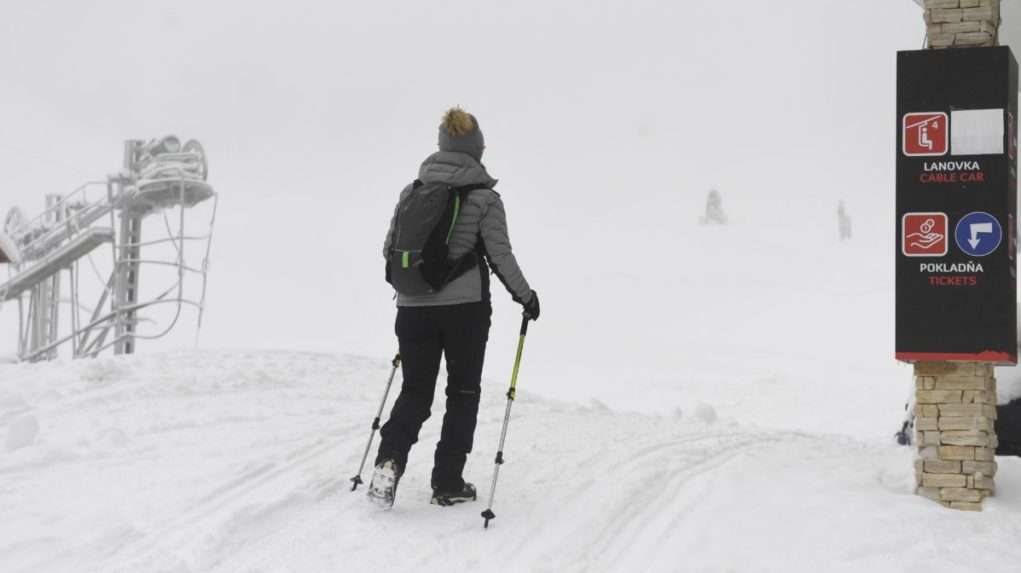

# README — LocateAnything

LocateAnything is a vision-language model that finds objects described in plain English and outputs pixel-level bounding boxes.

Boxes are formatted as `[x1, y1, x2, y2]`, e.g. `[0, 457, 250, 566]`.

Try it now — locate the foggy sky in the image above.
[0, 1, 926, 392]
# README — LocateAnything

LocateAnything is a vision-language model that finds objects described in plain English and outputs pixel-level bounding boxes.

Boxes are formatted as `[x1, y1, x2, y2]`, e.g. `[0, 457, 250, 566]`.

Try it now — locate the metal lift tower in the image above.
[0, 136, 217, 362]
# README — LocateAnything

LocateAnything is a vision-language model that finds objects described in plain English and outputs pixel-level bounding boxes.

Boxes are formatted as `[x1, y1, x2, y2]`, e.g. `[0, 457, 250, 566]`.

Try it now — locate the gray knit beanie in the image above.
[438, 107, 485, 162]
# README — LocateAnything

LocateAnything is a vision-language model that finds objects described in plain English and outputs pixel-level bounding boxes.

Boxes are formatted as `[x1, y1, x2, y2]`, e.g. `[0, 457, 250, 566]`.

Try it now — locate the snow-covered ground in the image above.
[2, 350, 1021, 573]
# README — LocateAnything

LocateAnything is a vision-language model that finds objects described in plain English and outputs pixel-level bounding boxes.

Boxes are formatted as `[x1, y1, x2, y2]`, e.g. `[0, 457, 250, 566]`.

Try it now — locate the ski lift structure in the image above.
[0, 136, 217, 362]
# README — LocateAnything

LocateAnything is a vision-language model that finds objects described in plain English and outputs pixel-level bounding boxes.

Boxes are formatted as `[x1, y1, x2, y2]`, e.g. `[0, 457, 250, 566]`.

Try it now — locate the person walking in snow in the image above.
[700, 189, 727, 225]
[368, 107, 539, 508]
[838, 200, 852, 241]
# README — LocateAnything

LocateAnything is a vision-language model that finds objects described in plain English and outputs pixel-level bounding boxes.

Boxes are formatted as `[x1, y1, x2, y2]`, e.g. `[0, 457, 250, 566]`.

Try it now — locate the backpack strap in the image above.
[443, 183, 491, 245]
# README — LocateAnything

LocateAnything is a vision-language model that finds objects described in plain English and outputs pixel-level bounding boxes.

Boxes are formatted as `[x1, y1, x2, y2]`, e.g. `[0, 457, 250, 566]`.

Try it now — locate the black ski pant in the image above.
[376, 302, 491, 490]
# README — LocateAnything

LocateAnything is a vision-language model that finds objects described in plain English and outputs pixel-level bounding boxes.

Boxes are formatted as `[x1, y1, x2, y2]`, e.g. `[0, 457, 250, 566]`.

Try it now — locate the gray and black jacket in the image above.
[384, 151, 532, 307]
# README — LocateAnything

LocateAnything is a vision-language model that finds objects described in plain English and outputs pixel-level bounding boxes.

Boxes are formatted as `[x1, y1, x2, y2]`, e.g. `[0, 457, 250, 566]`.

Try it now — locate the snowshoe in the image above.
[430, 482, 477, 506]
[367, 459, 400, 509]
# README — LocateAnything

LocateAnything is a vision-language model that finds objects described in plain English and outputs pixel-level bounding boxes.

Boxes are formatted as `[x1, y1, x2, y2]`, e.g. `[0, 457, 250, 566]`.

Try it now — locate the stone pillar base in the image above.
[914, 360, 998, 510]
[923, 0, 1000, 49]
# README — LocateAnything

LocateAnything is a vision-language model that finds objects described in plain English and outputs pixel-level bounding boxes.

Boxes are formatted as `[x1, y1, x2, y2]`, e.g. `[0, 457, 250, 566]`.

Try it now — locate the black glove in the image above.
[523, 290, 540, 321]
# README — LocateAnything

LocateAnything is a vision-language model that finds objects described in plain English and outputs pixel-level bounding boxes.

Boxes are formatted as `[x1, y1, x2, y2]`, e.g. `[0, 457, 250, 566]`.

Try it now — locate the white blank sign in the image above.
[951, 109, 1004, 155]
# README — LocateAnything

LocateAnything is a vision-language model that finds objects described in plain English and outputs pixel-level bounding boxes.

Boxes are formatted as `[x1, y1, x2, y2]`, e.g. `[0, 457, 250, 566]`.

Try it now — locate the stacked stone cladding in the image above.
[924, 0, 1000, 48]
[914, 361, 997, 511]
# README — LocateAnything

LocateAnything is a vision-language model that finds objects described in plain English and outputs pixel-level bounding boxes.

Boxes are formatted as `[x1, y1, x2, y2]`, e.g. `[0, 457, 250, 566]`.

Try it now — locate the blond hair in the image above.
[440, 107, 476, 136]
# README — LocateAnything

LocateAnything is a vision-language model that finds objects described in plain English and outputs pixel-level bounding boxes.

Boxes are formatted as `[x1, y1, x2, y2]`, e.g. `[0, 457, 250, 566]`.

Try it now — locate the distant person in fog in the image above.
[700, 189, 727, 225]
[838, 200, 852, 240]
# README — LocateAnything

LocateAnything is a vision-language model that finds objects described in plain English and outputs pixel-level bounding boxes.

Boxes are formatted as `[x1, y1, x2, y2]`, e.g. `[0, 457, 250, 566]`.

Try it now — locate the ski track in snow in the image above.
[2, 351, 1021, 573]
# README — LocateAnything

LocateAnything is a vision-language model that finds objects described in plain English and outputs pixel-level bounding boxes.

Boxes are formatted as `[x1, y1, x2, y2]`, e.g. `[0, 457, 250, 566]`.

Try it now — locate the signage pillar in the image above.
[897, 45, 1018, 510]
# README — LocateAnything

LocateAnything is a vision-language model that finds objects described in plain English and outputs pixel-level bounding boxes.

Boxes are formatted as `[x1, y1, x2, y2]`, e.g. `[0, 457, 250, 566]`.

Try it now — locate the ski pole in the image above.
[350, 352, 401, 491]
[481, 313, 530, 530]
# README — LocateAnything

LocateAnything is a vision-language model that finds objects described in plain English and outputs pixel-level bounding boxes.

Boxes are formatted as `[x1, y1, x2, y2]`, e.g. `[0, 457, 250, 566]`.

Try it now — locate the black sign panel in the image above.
[896, 47, 1018, 364]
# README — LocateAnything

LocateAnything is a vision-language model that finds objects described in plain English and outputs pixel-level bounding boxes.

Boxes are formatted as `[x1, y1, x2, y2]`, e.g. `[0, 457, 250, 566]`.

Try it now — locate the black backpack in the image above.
[386, 179, 488, 295]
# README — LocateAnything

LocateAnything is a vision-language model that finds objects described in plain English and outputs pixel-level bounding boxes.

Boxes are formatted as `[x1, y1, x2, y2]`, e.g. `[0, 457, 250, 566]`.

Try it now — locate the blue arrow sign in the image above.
[955, 212, 1002, 257]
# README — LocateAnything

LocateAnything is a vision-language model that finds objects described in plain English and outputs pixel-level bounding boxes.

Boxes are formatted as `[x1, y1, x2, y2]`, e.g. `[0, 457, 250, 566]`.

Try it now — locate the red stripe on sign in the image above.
[896, 351, 1017, 364]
